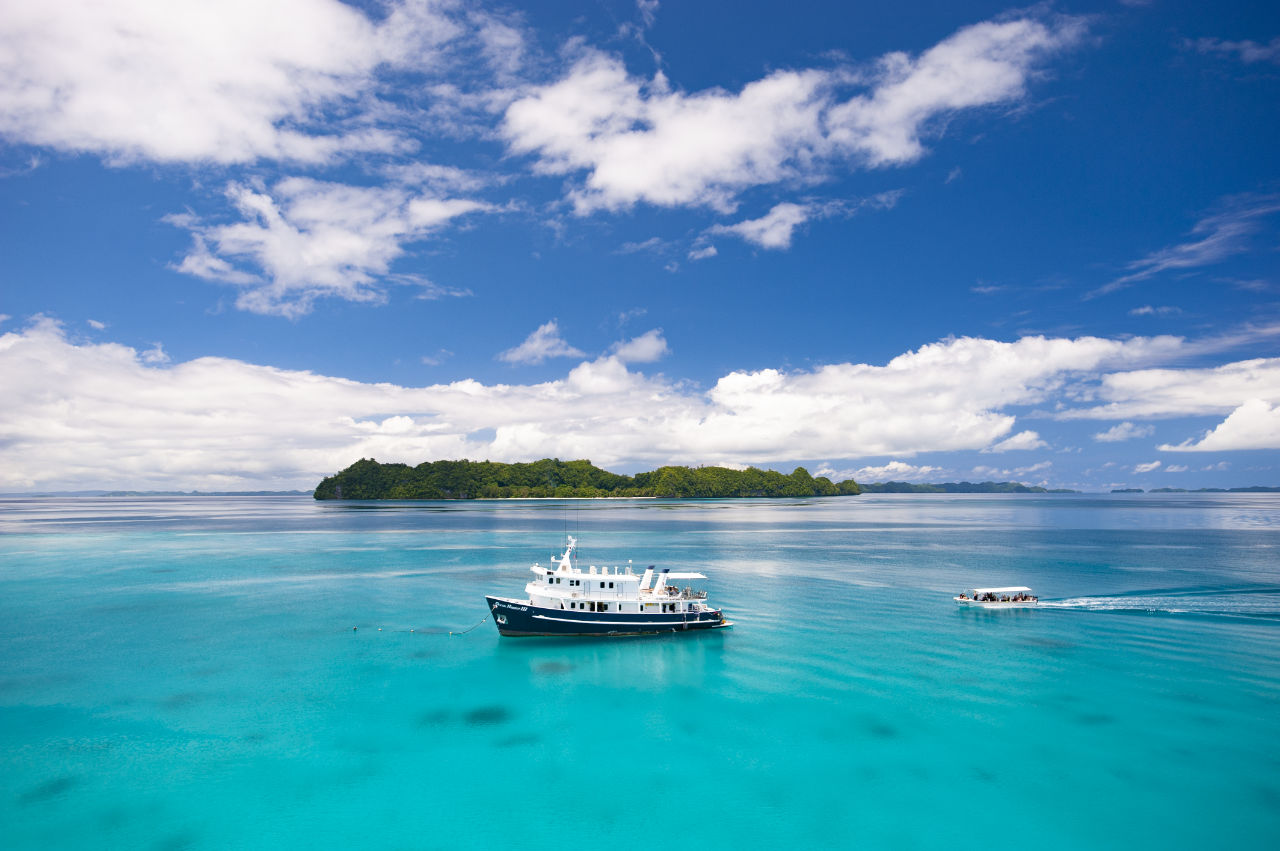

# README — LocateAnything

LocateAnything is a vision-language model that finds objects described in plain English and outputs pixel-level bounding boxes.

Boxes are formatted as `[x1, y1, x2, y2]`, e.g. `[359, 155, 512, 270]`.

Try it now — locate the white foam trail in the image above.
[1039, 591, 1280, 618]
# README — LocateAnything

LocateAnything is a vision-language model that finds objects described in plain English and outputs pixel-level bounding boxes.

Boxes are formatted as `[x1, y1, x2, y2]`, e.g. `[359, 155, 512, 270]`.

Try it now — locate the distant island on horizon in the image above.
[1113, 486, 1280, 494]
[0, 490, 314, 498]
[315, 458, 861, 500]
[311, 458, 1089, 500]
[6, 469, 1277, 500]
[5, 480, 1278, 498]
[859, 481, 1077, 494]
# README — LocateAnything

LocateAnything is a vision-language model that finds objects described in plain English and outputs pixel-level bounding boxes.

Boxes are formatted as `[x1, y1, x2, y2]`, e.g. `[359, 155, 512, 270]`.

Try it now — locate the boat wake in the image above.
[1038, 587, 1280, 620]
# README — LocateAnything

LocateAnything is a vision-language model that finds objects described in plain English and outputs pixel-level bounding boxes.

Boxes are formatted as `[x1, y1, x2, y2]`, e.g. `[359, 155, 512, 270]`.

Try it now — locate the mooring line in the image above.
[450, 612, 492, 636]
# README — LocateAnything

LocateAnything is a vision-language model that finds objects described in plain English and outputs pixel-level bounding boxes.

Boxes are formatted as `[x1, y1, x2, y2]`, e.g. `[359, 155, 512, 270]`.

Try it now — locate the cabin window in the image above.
[608, 582, 614, 589]
[600, 603, 608, 612]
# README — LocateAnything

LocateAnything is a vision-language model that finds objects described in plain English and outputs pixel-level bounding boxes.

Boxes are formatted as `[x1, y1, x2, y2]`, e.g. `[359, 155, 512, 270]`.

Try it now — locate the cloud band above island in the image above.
[3, 316, 1277, 492]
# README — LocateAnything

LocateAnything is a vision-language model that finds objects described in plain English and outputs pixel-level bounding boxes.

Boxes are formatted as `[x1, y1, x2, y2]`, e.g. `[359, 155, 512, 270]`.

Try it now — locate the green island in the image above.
[315, 458, 861, 500]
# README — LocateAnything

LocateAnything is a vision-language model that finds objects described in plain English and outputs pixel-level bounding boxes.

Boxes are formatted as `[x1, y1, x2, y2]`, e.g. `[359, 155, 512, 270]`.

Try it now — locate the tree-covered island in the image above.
[314, 458, 862, 500]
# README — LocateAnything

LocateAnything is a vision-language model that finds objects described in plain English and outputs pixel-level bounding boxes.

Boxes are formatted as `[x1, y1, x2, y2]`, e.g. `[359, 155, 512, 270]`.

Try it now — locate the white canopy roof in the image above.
[966, 586, 1032, 594]
[661, 572, 707, 580]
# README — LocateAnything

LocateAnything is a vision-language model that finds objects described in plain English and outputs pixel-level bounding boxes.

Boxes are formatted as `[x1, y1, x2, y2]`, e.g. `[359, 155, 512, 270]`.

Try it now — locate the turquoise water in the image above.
[2, 494, 1279, 849]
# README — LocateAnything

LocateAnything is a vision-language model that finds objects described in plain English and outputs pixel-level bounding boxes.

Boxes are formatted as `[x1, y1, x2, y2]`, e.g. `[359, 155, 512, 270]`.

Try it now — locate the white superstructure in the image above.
[519, 536, 716, 617]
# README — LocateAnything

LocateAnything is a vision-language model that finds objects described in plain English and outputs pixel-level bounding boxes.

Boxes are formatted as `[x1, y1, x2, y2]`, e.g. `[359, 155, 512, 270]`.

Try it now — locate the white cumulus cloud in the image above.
[610, 329, 669, 363]
[1158, 399, 1280, 452]
[497, 320, 586, 365]
[824, 461, 943, 482]
[825, 16, 1085, 166]
[1059, 357, 1280, 421]
[501, 13, 1084, 213]
[0, 0, 448, 165]
[0, 320, 1258, 492]
[1134, 460, 1162, 473]
[710, 203, 811, 249]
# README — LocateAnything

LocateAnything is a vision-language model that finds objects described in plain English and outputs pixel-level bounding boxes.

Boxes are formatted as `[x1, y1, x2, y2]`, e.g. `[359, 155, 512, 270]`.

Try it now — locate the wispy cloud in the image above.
[987, 430, 1047, 452]
[617, 236, 667, 254]
[421, 348, 453, 367]
[1191, 37, 1280, 65]
[636, 0, 660, 30]
[709, 191, 901, 250]
[1094, 194, 1280, 296]
[171, 178, 488, 318]
[140, 343, 169, 365]
[1093, 422, 1153, 442]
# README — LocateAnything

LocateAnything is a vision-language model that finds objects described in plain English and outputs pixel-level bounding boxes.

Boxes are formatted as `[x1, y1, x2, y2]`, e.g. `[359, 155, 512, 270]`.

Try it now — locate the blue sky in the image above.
[2, 0, 1278, 492]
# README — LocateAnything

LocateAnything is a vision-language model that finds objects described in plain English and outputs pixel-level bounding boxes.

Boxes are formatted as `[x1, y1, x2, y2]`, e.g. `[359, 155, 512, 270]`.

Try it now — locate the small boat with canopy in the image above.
[955, 586, 1038, 607]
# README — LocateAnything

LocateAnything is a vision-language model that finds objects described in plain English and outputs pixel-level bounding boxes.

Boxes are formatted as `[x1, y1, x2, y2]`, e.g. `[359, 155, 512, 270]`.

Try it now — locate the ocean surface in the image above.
[2, 494, 1278, 849]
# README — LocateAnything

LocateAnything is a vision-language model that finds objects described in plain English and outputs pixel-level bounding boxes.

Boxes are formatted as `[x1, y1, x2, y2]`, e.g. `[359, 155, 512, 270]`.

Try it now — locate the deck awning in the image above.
[966, 586, 1032, 594]
[660, 572, 707, 580]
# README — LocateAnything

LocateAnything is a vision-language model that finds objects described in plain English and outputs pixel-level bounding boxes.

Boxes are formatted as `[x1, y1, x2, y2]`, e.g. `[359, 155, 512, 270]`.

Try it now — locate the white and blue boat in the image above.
[486, 536, 732, 636]
[955, 586, 1038, 607]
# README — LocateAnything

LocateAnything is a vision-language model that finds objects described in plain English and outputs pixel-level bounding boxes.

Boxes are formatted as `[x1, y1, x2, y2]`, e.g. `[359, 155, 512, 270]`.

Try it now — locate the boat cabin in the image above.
[524, 537, 714, 616]
[955, 586, 1038, 606]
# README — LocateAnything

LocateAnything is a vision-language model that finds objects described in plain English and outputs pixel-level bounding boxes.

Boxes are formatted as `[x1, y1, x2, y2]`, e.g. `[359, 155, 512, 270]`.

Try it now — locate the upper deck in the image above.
[521, 536, 712, 614]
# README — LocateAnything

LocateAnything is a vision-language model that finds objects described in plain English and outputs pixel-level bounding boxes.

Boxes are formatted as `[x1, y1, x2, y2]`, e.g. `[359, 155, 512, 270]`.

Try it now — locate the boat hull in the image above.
[486, 596, 730, 637]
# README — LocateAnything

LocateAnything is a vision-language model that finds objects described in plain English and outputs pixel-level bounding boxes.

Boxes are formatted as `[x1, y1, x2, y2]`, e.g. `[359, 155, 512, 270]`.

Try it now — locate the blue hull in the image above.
[486, 596, 730, 637]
